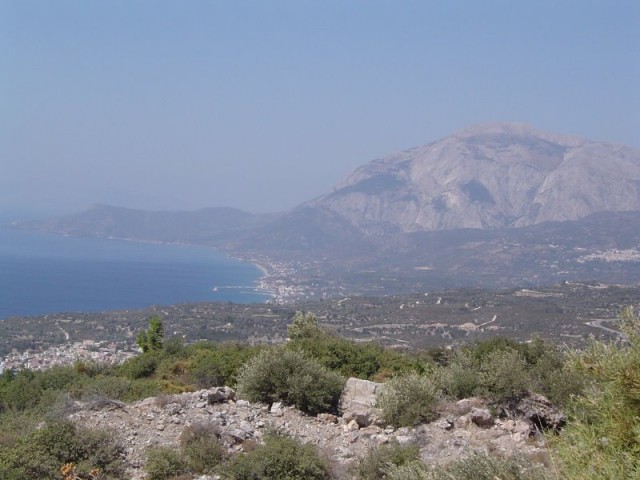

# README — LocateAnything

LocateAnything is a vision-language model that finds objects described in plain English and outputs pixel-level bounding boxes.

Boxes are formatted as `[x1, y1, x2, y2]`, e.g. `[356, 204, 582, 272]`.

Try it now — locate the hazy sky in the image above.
[2, 1, 639, 215]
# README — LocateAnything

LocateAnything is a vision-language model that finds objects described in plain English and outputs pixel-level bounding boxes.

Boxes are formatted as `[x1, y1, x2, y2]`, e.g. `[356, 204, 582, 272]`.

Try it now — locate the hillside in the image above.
[12, 204, 278, 245]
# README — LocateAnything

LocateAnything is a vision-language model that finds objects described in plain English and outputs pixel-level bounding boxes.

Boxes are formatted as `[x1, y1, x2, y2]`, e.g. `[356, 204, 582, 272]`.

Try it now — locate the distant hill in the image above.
[12, 204, 278, 245]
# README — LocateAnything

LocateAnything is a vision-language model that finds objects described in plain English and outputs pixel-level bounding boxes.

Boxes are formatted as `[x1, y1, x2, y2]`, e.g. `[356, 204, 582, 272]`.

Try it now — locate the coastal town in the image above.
[0, 339, 136, 373]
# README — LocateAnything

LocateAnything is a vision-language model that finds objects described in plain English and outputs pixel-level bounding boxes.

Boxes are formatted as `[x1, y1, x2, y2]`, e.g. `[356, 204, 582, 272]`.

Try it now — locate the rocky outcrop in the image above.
[307, 123, 640, 233]
[339, 377, 385, 427]
[69, 384, 557, 480]
[499, 392, 567, 433]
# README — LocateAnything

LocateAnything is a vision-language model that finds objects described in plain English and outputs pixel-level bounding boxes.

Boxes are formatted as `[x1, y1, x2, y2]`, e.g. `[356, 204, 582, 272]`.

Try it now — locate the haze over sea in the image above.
[0, 224, 270, 320]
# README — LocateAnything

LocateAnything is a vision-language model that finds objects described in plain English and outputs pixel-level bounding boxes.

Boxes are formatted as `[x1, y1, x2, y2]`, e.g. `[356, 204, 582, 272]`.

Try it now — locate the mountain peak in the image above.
[451, 122, 587, 148]
[309, 125, 640, 233]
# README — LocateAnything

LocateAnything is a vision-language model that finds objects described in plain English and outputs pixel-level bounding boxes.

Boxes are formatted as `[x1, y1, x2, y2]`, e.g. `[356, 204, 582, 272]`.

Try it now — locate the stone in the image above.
[435, 418, 454, 431]
[470, 408, 494, 428]
[395, 435, 413, 445]
[497, 392, 566, 434]
[317, 413, 338, 424]
[339, 378, 385, 428]
[270, 402, 285, 416]
[346, 419, 360, 432]
[164, 403, 182, 415]
[208, 387, 236, 404]
[515, 393, 566, 433]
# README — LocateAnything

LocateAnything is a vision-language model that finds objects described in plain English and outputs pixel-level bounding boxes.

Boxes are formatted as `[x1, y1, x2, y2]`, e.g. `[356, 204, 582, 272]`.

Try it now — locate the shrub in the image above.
[145, 446, 188, 480]
[180, 423, 225, 474]
[72, 426, 126, 478]
[439, 350, 480, 399]
[355, 440, 420, 480]
[0, 419, 125, 480]
[236, 347, 345, 415]
[470, 337, 521, 364]
[551, 307, 640, 479]
[120, 352, 162, 379]
[189, 342, 261, 388]
[534, 359, 585, 407]
[223, 434, 332, 480]
[377, 373, 440, 427]
[478, 349, 531, 400]
[0, 367, 83, 413]
[287, 311, 322, 340]
[287, 312, 423, 380]
[383, 454, 552, 480]
[81, 375, 134, 401]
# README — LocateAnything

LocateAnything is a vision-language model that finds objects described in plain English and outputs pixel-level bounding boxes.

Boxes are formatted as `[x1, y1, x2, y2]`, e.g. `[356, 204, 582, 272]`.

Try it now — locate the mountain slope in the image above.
[307, 123, 640, 233]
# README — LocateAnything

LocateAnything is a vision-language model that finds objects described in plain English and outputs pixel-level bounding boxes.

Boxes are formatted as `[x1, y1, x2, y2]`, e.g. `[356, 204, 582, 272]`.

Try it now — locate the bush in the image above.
[478, 349, 531, 400]
[180, 423, 225, 474]
[383, 454, 552, 480]
[0, 419, 125, 480]
[377, 373, 440, 427]
[189, 342, 262, 388]
[223, 434, 332, 480]
[120, 352, 162, 380]
[0, 367, 83, 413]
[287, 311, 423, 380]
[551, 307, 640, 479]
[440, 337, 573, 403]
[355, 440, 420, 480]
[145, 446, 188, 480]
[439, 350, 480, 399]
[236, 347, 345, 415]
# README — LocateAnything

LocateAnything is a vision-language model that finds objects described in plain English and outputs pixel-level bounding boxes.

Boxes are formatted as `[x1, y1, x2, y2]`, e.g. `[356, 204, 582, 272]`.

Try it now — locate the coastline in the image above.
[4, 224, 309, 304]
[0, 229, 285, 320]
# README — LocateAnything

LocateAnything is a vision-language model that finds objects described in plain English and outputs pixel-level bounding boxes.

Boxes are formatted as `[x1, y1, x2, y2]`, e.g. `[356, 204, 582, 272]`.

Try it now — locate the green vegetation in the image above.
[0, 419, 125, 480]
[136, 314, 165, 353]
[235, 347, 345, 415]
[222, 434, 332, 480]
[286, 311, 431, 380]
[5, 309, 640, 479]
[439, 335, 582, 406]
[179, 423, 226, 475]
[377, 373, 440, 427]
[551, 306, 640, 479]
[143, 423, 226, 480]
[382, 454, 553, 480]
[355, 441, 420, 480]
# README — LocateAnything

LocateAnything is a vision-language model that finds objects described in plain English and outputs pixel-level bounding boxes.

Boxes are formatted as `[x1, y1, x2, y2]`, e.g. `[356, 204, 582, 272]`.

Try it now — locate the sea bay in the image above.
[0, 227, 270, 320]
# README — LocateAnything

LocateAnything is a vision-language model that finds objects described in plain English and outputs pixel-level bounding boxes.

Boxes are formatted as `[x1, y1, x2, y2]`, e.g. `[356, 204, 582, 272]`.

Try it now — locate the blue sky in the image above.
[1, 1, 639, 214]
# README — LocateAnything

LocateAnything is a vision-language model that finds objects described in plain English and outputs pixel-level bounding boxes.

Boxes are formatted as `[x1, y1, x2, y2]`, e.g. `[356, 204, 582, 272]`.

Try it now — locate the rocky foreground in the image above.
[69, 379, 563, 479]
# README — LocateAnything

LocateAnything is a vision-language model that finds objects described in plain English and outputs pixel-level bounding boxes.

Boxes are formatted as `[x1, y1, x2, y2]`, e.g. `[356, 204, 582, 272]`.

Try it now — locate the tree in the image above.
[136, 315, 165, 353]
[287, 311, 321, 340]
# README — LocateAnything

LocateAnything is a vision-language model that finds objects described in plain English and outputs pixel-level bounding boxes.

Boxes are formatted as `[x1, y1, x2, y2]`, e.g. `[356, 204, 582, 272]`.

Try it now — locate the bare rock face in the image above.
[339, 377, 385, 427]
[307, 123, 640, 233]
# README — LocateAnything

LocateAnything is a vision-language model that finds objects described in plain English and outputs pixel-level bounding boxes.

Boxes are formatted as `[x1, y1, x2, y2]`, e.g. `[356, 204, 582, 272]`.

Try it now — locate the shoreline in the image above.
[0, 229, 297, 319]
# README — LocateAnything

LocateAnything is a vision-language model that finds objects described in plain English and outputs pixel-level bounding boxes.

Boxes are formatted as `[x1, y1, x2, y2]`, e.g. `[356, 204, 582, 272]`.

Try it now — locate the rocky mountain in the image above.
[306, 123, 640, 234]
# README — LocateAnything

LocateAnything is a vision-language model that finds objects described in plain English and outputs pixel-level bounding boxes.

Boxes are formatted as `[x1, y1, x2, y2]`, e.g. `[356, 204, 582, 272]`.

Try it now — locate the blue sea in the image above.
[0, 227, 271, 320]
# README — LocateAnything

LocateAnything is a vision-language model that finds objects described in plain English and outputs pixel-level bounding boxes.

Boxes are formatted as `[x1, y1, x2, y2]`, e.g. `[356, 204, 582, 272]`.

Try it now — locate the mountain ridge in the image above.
[306, 122, 640, 234]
